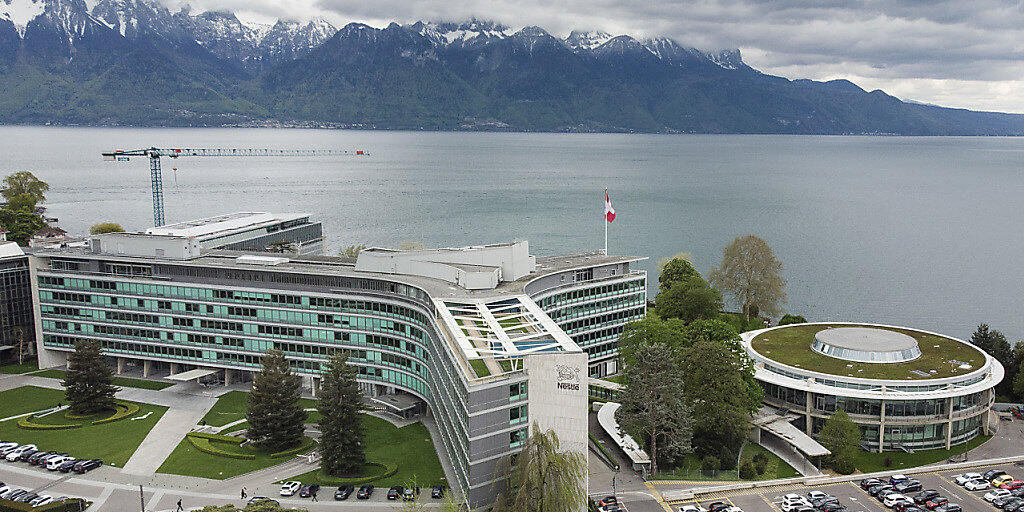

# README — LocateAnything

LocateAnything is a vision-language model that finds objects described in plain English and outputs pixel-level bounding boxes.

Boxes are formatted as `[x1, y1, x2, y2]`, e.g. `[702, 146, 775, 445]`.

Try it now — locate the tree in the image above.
[0, 204, 46, 246]
[90, 222, 124, 234]
[318, 351, 366, 476]
[657, 254, 699, 291]
[818, 409, 860, 474]
[970, 324, 1016, 396]
[1, 171, 49, 209]
[617, 343, 693, 475]
[680, 340, 761, 458]
[492, 424, 587, 512]
[247, 350, 306, 452]
[653, 276, 722, 324]
[340, 244, 366, 257]
[1014, 357, 1024, 402]
[617, 315, 688, 369]
[62, 339, 119, 415]
[778, 314, 807, 326]
[708, 235, 786, 321]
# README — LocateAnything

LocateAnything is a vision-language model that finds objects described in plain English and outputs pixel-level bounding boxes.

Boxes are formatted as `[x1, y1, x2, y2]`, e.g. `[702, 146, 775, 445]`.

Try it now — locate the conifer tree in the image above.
[247, 349, 306, 451]
[317, 351, 366, 475]
[62, 339, 118, 415]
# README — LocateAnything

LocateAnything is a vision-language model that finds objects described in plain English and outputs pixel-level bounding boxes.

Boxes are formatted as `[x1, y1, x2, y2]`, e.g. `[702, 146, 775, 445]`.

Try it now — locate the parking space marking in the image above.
[847, 482, 887, 512]
[757, 493, 783, 512]
[644, 481, 673, 512]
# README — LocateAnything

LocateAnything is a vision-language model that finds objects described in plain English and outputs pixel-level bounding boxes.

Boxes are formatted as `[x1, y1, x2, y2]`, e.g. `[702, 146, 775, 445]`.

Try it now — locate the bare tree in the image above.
[708, 235, 786, 321]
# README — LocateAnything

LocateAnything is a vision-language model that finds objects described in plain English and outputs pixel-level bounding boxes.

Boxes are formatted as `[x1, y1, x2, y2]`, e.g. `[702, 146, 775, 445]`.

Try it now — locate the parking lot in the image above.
[670, 462, 1024, 512]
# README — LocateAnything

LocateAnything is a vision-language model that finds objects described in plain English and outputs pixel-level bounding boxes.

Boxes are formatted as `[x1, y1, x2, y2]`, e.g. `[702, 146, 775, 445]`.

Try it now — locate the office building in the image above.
[0, 240, 33, 362]
[145, 212, 324, 254]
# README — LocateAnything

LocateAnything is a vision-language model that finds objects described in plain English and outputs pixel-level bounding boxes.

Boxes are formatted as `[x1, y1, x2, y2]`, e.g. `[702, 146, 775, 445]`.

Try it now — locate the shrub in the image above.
[833, 458, 856, 475]
[778, 314, 808, 326]
[719, 446, 736, 469]
[753, 457, 769, 475]
[186, 434, 255, 460]
[314, 461, 398, 486]
[188, 431, 245, 445]
[738, 461, 757, 480]
[883, 456, 894, 468]
[17, 416, 84, 430]
[752, 451, 769, 464]
[701, 455, 720, 471]
[0, 497, 89, 512]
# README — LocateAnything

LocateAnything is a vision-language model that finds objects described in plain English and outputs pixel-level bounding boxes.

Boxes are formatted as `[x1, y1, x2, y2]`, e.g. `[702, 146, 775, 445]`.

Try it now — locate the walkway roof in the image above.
[166, 368, 219, 381]
[753, 408, 831, 457]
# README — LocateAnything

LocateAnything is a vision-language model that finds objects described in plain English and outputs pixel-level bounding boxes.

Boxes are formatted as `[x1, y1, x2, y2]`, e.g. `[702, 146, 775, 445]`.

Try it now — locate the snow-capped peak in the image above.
[564, 30, 612, 51]
[1, 0, 46, 37]
[411, 19, 510, 48]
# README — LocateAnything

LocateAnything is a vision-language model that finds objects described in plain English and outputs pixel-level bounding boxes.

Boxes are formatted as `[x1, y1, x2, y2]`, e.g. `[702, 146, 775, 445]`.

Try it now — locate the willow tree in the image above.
[709, 235, 786, 321]
[493, 424, 587, 512]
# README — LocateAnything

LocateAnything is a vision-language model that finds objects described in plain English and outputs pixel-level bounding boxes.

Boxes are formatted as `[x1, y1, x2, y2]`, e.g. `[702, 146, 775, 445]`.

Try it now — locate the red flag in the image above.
[604, 189, 615, 223]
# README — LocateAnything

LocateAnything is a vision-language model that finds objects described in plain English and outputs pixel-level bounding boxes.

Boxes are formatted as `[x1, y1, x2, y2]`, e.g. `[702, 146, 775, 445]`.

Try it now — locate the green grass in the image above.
[751, 324, 985, 380]
[200, 391, 251, 427]
[0, 361, 39, 374]
[469, 359, 491, 378]
[0, 388, 167, 467]
[286, 414, 445, 487]
[653, 443, 800, 481]
[852, 435, 991, 473]
[157, 436, 317, 479]
[0, 385, 65, 419]
[34, 369, 173, 390]
[738, 442, 800, 479]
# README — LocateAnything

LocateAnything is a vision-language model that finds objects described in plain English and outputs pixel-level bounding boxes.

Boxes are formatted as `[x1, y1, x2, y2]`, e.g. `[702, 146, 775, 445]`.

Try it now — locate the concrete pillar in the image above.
[804, 390, 813, 435]
[879, 399, 886, 453]
[224, 369, 232, 386]
[143, 359, 153, 378]
[945, 396, 954, 450]
[116, 358, 126, 375]
[170, 363, 180, 376]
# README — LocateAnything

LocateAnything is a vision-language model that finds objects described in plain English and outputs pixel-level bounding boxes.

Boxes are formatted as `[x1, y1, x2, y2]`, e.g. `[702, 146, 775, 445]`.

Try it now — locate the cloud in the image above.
[164, 0, 1024, 113]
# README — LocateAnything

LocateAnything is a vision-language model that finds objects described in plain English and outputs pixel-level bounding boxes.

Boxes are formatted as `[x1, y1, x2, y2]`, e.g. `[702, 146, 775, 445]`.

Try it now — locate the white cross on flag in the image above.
[604, 189, 616, 223]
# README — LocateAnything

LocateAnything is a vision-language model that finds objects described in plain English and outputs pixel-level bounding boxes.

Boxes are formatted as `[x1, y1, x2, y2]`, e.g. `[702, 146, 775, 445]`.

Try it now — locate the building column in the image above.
[878, 399, 886, 453]
[945, 396, 954, 450]
[170, 363, 180, 376]
[224, 369, 232, 387]
[804, 390, 813, 435]
[143, 359, 153, 378]
[116, 358, 126, 375]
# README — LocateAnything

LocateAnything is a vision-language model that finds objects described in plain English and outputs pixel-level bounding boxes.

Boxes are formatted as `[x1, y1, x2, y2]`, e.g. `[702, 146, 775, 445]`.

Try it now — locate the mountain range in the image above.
[2, 0, 1023, 134]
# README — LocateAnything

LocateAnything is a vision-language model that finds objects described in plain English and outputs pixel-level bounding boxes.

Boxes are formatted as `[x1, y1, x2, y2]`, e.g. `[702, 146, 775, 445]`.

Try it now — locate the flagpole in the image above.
[604, 188, 608, 255]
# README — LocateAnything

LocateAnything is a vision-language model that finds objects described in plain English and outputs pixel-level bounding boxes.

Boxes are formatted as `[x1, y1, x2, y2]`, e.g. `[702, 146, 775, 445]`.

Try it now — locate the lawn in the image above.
[0, 385, 65, 419]
[853, 435, 991, 473]
[0, 387, 167, 467]
[286, 414, 445, 487]
[750, 324, 985, 380]
[35, 369, 173, 390]
[157, 435, 317, 480]
[653, 442, 799, 482]
[738, 442, 800, 479]
[200, 391, 319, 428]
[0, 361, 39, 374]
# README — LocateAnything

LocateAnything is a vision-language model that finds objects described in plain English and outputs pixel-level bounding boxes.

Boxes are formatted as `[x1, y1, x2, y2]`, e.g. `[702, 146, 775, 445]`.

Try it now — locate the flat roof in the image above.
[750, 323, 986, 380]
[166, 368, 219, 381]
[146, 212, 309, 239]
[435, 295, 580, 361]
[597, 402, 650, 466]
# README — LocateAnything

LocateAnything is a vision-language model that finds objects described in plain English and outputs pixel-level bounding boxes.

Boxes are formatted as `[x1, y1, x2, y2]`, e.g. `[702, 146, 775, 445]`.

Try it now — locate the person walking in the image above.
[176, 499, 183, 512]
[311, 489, 318, 502]
[241, 487, 246, 500]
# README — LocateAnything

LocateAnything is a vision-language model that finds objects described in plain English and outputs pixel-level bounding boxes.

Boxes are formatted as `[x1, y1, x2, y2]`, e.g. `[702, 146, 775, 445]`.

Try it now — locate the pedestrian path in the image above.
[122, 405, 213, 476]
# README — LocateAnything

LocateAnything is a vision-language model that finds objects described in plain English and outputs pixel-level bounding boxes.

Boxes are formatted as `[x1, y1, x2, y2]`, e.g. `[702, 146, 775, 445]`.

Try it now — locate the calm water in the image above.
[2, 126, 1022, 341]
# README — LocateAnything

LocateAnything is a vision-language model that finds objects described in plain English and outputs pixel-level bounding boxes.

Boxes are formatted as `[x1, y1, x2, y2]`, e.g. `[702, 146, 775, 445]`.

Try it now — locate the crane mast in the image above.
[102, 147, 367, 227]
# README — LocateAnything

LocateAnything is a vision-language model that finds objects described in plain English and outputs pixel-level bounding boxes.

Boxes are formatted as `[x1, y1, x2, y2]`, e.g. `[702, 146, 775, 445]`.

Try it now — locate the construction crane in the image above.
[102, 147, 367, 227]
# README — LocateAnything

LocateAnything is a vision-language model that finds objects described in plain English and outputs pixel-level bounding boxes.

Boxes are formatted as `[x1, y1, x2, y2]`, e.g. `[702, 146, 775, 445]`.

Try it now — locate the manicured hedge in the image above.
[186, 434, 255, 460]
[0, 498, 89, 512]
[311, 461, 398, 486]
[187, 432, 245, 445]
[18, 402, 140, 430]
[91, 402, 140, 425]
[17, 417, 83, 430]
[270, 436, 316, 458]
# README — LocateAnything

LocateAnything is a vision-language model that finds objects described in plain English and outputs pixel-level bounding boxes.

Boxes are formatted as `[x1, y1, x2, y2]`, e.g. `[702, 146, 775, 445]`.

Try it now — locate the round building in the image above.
[742, 322, 1004, 452]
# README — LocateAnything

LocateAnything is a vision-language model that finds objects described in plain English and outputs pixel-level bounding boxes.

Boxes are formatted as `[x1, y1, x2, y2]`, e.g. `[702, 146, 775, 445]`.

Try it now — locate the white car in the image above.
[29, 495, 52, 507]
[679, 506, 707, 512]
[0, 488, 23, 500]
[723, 507, 743, 512]
[279, 481, 301, 496]
[0, 442, 18, 453]
[965, 478, 991, 491]
[45, 455, 72, 471]
[781, 494, 811, 512]
[985, 489, 1012, 502]
[882, 493, 911, 508]
[807, 491, 829, 501]
[955, 473, 983, 485]
[5, 444, 37, 461]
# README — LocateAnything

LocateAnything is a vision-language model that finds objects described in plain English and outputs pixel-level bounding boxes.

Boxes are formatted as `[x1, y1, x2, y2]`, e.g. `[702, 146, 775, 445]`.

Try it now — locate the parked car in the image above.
[807, 492, 830, 502]
[1002, 481, 1024, 490]
[403, 487, 418, 501]
[16, 449, 39, 462]
[5, 490, 28, 501]
[46, 456, 73, 471]
[998, 498, 1024, 510]
[781, 494, 812, 512]
[913, 490, 940, 504]
[966, 478, 991, 491]
[298, 484, 319, 498]
[27, 451, 53, 465]
[871, 485, 896, 497]
[819, 503, 846, 512]
[986, 489, 1013, 502]
[955, 473, 983, 485]
[334, 485, 354, 500]
[387, 486, 404, 500]
[14, 492, 37, 503]
[1005, 499, 1024, 512]
[56, 459, 79, 472]
[279, 481, 301, 497]
[356, 485, 374, 499]
[992, 496, 1018, 508]
[883, 494, 912, 509]
[0, 443, 20, 455]
[890, 475, 910, 485]
[861, 478, 883, 490]
[40, 453, 68, 467]
[679, 506, 707, 512]
[985, 471, 1009, 481]
[924, 497, 948, 509]
[995, 476, 1017, 488]
[933, 504, 962, 512]
[1013, 489, 1024, 498]
[811, 496, 840, 509]
[6, 444, 38, 461]
[29, 495, 53, 507]
[899, 507, 924, 512]
[707, 502, 731, 512]
[432, 485, 445, 499]
[0, 488, 22, 500]
[896, 480, 923, 494]
[73, 459, 102, 473]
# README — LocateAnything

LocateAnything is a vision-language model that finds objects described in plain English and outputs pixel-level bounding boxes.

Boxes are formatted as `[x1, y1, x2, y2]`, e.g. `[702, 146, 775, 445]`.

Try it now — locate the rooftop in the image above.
[145, 212, 309, 239]
[750, 323, 986, 380]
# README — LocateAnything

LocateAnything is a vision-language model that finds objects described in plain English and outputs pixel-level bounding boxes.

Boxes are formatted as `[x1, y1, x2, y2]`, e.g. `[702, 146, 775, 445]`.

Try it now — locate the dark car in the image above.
[897, 481, 923, 493]
[334, 485, 354, 500]
[1012, 489, 1024, 498]
[900, 508, 925, 512]
[925, 497, 949, 510]
[73, 459, 102, 473]
[708, 502, 730, 512]
[432, 486, 445, 499]
[862, 478, 883, 490]
[914, 491, 940, 505]
[811, 497, 840, 508]
[933, 504, 962, 512]
[356, 485, 374, 499]
[1005, 499, 1024, 512]
[298, 484, 319, 498]
[870, 485, 895, 497]
[986, 471, 1009, 481]
[819, 503, 846, 512]
[994, 497, 1020, 509]
[387, 486, 403, 500]
[16, 449, 38, 462]
[56, 459, 78, 473]
[27, 451, 53, 465]
[14, 492, 38, 503]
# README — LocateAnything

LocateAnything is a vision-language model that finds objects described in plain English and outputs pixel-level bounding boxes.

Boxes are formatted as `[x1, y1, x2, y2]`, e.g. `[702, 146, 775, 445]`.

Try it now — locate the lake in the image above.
[2, 126, 1022, 341]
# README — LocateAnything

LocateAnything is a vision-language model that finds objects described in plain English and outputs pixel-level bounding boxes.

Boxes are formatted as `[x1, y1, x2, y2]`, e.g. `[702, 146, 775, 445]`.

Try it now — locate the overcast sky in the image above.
[166, 0, 1024, 113]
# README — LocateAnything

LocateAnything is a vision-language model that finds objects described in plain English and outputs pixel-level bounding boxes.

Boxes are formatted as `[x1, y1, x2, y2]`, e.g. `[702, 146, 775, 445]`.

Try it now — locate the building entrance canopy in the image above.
[166, 368, 219, 381]
[753, 408, 831, 457]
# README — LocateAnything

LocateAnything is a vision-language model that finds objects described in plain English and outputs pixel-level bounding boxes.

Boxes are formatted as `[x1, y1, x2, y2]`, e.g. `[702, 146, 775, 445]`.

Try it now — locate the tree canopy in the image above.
[617, 315, 689, 369]
[658, 254, 700, 291]
[492, 424, 586, 512]
[778, 314, 808, 326]
[970, 324, 1017, 397]
[247, 349, 307, 451]
[0, 205, 45, 246]
[317, 351, 366, 476]
[63, 338, 119, 415]
[1, 171, 49, 209]
[90, 222, 125, 234]
[653, 276, 722, 323]
[818, 409, 860, 474]
[709, 235, 786, 321]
